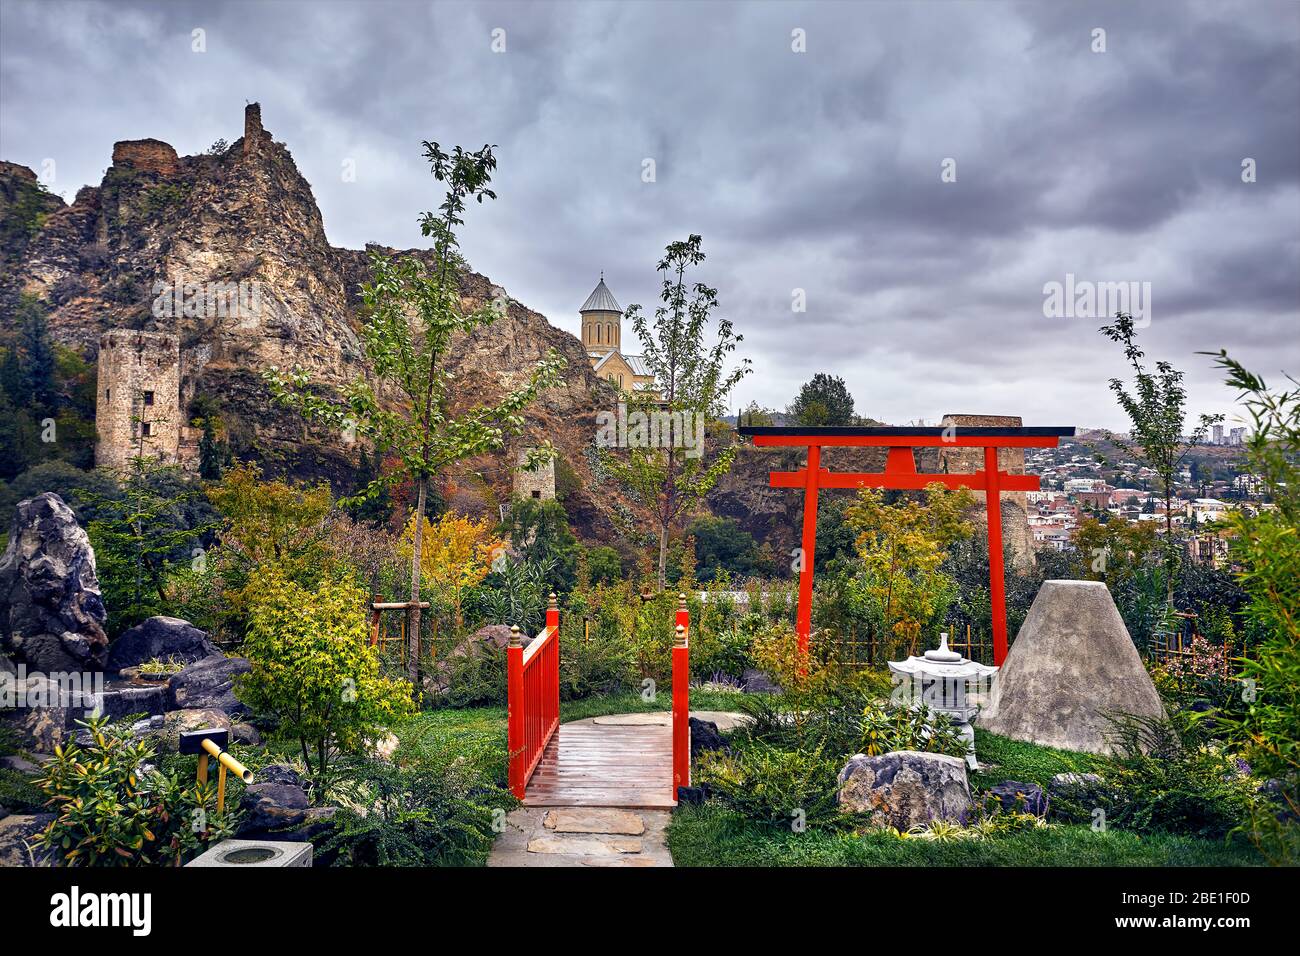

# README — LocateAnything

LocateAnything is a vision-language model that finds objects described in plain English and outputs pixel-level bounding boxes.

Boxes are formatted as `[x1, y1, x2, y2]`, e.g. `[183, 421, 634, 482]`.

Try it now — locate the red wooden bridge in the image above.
[507, 595, 691, 808]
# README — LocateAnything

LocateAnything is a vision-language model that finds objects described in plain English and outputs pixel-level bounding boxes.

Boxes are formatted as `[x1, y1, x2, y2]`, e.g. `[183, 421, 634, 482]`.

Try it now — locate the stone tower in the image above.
[580, 275, 621, 355]
[95, 330, 186, 471]
[513, 448, 556, 502]
[937, 413, 1035, 570]
[243, 102, 265, 157]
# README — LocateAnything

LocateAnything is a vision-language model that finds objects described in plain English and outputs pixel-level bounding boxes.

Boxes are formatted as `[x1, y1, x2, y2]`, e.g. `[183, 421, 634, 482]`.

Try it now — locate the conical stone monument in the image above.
[979, 580, 1164, 754]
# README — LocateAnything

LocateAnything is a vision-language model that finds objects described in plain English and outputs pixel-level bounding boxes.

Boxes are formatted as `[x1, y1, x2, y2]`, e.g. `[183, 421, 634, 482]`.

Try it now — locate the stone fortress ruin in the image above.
[94, 330, 200, 472]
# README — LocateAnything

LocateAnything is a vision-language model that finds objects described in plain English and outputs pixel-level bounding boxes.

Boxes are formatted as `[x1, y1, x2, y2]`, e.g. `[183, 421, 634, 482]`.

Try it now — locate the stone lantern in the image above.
[888, 632, 998, 770]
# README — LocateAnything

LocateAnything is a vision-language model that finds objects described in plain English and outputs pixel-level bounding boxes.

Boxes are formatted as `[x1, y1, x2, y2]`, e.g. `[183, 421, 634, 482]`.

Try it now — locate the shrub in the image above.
[237, 566, 414, 793]
[322, 716, 509, 865]
[1050, 713, 1256, 840]
[33, 717, 235, 866]
[695, 742, 847, 829]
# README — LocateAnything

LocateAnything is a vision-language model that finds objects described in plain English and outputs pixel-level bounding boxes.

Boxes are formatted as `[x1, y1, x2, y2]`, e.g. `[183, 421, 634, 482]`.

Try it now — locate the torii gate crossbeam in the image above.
[738, 425, 1075, 665]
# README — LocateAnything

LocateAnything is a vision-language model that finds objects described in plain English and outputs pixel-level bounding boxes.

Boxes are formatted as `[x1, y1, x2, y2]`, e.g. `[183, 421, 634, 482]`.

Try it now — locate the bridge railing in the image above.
[507, 592, 560, 799]
[672, 593, 690, 801]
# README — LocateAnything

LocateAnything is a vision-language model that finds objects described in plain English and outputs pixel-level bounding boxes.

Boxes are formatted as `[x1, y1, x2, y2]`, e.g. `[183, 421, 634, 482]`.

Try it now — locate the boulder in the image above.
[231, 722, 262, 746]
[689, 717, 727, 760]
[0, 813, 54, 867]
[13, 707, 70, 753]
[257, 764, 306, 789]
[984, 779, 1048, 816]
[0, 493, 108, 672]
[88, 684, 167, 721]
[741, 668, 781, 694]
[105, 616, 220, 673]
[979, 580, 1165, 755]
[426, 624, 523, 694]
[166, 655, 250, 715]
[239, 782, 309, 835]
[157, 708, 232, 751]
[838, 750, 973, 830]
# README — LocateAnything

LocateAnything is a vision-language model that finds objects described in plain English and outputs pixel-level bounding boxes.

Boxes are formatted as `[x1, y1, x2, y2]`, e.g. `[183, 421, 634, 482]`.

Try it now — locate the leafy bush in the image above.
[1050, 713, 1256, 840]
[33, 717, 235, 866]
[695, 742, 847, 829]
[321, 716, 510, 865]
[559, 624, 637, 699]
[237, 566, 414, 792]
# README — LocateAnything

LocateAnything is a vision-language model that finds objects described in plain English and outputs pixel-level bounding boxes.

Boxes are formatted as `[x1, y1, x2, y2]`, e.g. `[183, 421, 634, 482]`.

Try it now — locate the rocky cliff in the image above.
[0, 105, 631, 539]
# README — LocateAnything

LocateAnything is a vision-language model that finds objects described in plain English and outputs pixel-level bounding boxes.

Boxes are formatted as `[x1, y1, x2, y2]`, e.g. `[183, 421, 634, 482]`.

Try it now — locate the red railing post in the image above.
[984, 446, 1009, 666]
[507, 624, 525, 798]
[547, 592, 559, 740]
[672, 593, 690, 802]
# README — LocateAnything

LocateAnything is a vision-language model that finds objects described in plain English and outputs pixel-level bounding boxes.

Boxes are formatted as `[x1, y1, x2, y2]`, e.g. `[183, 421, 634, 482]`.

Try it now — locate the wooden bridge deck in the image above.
[523, 718, 676, 809]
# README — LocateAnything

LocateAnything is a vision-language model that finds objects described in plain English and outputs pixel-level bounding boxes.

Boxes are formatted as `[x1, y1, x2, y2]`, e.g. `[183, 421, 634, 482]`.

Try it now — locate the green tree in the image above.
[790, 373, 855, 426]
[688, 515, 769, 582]
[500, 496, 579, 593]
[609, 235, 751, 586]
[237, 566, 414, 793]
[1203, 352, 1300, 781]
[266, 142, 564, 687]
[1100, 313, 1220, 604]
[87, 458, 215, 635]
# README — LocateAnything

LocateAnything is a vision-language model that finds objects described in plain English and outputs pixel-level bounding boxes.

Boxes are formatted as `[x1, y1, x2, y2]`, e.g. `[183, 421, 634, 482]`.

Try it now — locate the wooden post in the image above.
[507, 624, 525, 799]
[369, 594, 382, 647]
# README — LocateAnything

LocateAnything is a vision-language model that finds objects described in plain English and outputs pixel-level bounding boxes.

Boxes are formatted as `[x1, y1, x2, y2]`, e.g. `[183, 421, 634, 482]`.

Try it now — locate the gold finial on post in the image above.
[510, 624, 522, 647]
[548, 591, 558, 609]
[678, 592, 687, 611]
[675, 623, 687, 647]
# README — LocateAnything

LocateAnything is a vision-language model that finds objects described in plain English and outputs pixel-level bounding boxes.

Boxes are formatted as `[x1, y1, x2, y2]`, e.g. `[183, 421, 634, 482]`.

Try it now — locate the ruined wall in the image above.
[95, 330, 184, 471]
[110, 139, 179, 177]
[937, 413, 1035, 570]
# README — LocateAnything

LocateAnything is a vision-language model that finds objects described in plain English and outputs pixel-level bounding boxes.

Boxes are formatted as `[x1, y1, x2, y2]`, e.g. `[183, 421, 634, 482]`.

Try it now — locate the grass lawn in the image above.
[970, 727, 1107, 790]
[665, 803, 1265, 866]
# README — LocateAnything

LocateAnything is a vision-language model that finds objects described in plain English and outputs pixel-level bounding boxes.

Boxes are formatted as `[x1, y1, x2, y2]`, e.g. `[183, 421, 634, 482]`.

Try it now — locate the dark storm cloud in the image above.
[1, 0, 1296, 429]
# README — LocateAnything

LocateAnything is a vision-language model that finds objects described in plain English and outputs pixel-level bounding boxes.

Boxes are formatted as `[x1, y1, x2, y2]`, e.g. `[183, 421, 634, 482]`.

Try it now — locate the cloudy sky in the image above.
[2, 0, 1297, 430]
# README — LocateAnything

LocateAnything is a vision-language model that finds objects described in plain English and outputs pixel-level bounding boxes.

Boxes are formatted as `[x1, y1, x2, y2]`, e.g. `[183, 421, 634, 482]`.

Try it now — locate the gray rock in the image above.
[0, 813, 55, 867]
[156, 708, 232, 751]
[256, 764, 306, 788]
[88, 684, 167, 721]
[985, 779, 1048, 816]
[838, 750, 973, 830]
[0, 493, 108, 672]
[239, 782, 309, 835]
[105, 616, 220, 673]
[741, 668, 781, 694]
[688, 717, 727, 760]
[1047, 771, 1105, 796]
[979, 580, 1165, 755]
[13, 707, 70, 753]
[167, 655, 250, 715]
[427, 624, 523, 694]
[231, 722, 262, 746]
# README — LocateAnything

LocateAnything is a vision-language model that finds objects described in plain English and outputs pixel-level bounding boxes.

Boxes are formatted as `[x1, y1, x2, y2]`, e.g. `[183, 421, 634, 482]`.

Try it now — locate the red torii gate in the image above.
[737, 425, 1075, 666]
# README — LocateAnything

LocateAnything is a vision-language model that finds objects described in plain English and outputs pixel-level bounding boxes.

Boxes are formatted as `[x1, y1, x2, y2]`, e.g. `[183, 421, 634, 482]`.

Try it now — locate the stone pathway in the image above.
[487, 805, 674, 867]
[487, 710, 748, 867]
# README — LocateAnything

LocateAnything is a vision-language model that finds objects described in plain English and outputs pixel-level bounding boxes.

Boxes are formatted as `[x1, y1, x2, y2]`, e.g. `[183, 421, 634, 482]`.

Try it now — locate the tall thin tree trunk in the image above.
[658, 525, 668, 589]
[408, 477, 427, 691]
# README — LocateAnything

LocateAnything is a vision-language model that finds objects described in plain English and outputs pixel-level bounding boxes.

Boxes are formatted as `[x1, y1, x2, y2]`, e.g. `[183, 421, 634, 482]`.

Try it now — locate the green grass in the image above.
[666, 803, 1265, 867]
[970, 728, 1106, 790]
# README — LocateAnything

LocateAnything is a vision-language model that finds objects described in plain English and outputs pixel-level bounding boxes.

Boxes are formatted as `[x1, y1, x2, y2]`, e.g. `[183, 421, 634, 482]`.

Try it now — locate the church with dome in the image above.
[580, 275, 660, 401]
